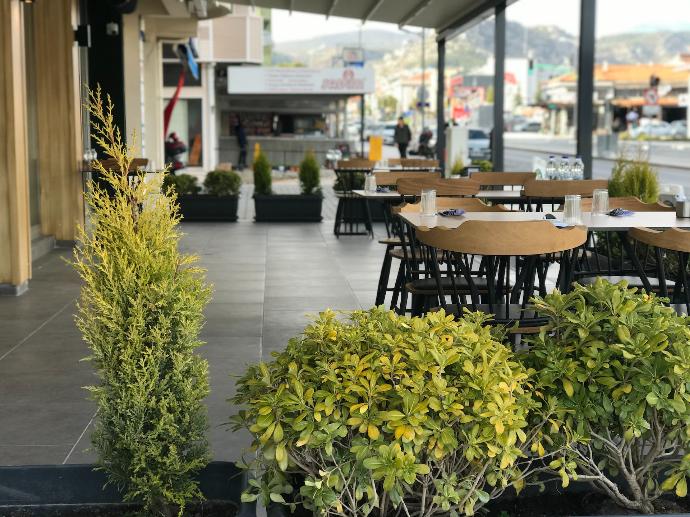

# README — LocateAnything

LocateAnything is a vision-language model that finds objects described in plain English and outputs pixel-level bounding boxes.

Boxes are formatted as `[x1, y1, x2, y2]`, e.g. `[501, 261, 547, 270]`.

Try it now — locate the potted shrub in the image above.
[62, 87, 246, 516]
[608, 152, 660, 203]
[231, 307, 570, 516]
[253, 151, 323, 222]
[526, 279, 690, 514]
[163, 169, 241, 221]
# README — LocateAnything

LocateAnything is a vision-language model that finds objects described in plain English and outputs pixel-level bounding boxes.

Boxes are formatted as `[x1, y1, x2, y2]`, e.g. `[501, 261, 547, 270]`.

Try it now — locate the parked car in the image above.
[513, 120, 542, 132]
[671, 120, 688, 138]
[629, 120, 673, 139]
[468, 128, 491, 160]
[382, 122, 397, 145]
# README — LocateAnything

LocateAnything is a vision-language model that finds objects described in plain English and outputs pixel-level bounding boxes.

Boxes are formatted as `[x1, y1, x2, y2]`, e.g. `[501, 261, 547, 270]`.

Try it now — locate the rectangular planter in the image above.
[254, 194, 323, 222]
[0, 462, 254, 516]
[178, 195, 239, 222]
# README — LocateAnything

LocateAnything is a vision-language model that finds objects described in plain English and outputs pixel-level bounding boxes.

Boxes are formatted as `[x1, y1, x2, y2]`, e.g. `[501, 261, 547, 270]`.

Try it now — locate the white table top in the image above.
[400, 210, 690, 231]
[352, 189, 524, 200]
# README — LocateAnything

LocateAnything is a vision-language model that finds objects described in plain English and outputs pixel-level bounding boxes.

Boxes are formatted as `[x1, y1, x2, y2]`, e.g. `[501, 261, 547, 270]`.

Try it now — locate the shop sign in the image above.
[227, 67, 375, 95]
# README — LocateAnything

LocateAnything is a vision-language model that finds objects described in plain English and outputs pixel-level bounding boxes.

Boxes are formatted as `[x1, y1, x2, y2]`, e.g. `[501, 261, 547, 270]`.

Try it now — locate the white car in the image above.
[670, 120, 687, 138]
[629, 120, 673, 138]
[468, 129, 491, 160]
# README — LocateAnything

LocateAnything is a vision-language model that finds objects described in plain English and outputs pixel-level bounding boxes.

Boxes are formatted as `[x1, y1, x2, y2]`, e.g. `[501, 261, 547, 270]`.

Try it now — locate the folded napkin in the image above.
[544, 215, 573, 228]
[437, 208, 465, 217]
[376, 186, 391, 193]
[608, 208, 634, 217]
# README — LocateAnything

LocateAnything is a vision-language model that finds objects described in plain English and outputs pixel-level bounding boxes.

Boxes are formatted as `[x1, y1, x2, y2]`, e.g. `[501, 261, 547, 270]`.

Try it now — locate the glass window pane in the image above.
[165, 99, 203, 167]
[163, 63, 202, 87]
[503, 0, 579, 173]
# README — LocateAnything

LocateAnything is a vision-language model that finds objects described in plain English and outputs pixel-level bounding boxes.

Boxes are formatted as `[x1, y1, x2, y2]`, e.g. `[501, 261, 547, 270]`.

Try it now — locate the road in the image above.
[380, 133, 690, 190]
[504, 133, 690, 190]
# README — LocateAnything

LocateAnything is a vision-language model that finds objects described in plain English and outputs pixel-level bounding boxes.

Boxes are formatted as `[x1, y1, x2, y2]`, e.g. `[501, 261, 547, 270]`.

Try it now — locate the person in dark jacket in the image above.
[394, 116, 412, 158]
[235, 118, 248, 170]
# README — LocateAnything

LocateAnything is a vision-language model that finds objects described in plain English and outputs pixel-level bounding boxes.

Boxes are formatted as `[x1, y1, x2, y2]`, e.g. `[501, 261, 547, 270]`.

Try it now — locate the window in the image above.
[165, 98, 203, 167]
[162, 43, 202, 87]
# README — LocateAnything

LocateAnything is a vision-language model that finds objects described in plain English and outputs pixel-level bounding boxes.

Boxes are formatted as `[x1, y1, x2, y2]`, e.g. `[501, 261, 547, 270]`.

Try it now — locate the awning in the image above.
[225, 0, 513, 36]
[612, 96, 680, 108]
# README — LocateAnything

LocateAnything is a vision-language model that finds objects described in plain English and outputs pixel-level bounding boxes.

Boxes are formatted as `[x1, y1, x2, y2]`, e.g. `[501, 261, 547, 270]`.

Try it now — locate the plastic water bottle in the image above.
[558, 156, 571, 180]
[545, 156, 557, 180]
[571, 156, 584, 180]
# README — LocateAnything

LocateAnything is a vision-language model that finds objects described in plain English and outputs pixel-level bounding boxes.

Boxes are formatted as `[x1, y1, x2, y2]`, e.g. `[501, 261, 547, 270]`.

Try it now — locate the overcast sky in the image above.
[271, 0, 690, 43]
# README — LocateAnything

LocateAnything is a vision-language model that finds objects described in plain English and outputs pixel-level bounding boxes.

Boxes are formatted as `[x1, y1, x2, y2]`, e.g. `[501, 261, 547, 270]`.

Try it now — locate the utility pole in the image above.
[421, 28, 426, 130]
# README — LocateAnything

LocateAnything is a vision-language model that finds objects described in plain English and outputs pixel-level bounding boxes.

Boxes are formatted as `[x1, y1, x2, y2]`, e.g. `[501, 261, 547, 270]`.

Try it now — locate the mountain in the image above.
[273, 29, 414, 67]
[272, 20, 690, 72]
[596, 31, 690, 64]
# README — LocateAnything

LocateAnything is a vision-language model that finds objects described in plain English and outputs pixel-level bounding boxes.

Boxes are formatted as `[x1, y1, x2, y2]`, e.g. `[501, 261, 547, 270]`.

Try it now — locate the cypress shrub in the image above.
[73, 87, 211, 516]
[253, 151, 272, 195]
[298, 151, 321, 195]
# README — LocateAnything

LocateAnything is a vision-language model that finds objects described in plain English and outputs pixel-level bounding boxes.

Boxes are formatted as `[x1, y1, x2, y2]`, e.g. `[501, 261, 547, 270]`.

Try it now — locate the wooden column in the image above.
[33, 0, 83, 242]
[0, 0, 31, 294]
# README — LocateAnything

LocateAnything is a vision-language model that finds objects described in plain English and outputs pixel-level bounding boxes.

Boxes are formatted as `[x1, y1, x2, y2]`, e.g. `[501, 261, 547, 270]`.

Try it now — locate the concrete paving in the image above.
[0, 220, 385, 466]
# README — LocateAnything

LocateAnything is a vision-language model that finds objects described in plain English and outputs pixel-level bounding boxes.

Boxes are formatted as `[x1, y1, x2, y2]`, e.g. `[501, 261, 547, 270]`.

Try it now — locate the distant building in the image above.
[542, 62, 689, 134]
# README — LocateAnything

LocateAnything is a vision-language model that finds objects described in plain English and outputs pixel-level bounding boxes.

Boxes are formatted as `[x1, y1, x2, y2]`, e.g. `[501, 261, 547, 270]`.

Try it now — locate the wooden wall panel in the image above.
[32, 0, 83, 242]
[0, 0, 31, 288]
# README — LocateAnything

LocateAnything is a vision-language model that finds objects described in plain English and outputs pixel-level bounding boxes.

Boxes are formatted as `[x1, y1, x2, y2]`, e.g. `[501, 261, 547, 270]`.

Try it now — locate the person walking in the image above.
[234, 118, 248, 170]
[394, 116, 411, 158]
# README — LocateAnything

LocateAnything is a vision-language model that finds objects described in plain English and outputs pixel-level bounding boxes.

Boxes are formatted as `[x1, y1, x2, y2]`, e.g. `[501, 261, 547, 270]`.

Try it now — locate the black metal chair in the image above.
[415, 220, 588, 330]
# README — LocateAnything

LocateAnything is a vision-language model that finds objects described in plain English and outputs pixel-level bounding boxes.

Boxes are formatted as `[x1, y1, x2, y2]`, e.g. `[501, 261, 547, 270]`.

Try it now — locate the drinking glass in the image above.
[592, 189, 609, 215]
[365, 174, 377, 193]
[421, 189, 437, 216]
[563, 194, 582, 224]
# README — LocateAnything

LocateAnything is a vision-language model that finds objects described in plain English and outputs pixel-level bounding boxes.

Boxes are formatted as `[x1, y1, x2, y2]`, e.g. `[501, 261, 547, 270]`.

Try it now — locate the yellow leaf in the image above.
[495, 420, 505, 435]
[537, 442, 545, 457]
[403, 426, 415, 442]
[562, 379, 574, 398]
[394, 426, 405, 440]
[367, 424, 380, 440]
[677, 477, 688, 498]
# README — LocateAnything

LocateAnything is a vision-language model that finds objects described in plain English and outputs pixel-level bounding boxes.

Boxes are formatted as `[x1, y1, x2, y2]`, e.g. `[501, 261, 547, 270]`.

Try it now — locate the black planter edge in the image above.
[253, 194, 323, 223]
[0, 461, 255, 516]
[178, 194, 239, 222]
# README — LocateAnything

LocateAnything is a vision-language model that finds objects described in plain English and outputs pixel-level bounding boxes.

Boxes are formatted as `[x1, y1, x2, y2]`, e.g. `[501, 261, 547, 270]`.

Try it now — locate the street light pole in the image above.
[421, 28, 426, 131]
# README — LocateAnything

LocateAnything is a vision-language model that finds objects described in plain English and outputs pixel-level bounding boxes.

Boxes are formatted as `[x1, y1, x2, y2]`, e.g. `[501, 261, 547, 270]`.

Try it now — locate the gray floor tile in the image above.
[0, 217, 385, 465]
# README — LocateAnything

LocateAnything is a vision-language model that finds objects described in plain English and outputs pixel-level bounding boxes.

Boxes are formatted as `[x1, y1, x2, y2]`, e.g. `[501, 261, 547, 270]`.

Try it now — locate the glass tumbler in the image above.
[421, 189, 437, 216]
[592, 189, 609, 215]
[563, 194, 582, 224]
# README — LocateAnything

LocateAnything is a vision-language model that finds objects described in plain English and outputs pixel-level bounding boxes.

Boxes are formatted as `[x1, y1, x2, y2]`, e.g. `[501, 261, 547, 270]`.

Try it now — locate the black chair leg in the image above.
[411, 294, 424, 317]
[391, 262, 405, 313]
[375, 245, 394, 306]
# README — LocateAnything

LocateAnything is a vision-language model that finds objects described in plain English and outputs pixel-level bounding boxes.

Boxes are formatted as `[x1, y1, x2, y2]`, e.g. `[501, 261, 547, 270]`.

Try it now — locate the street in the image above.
[380, 132, 690, 191]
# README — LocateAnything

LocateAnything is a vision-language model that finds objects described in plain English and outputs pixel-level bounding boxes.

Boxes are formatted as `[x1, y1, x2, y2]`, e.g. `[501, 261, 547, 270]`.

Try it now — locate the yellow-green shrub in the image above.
[232, 307, 566, 516]
[74, 88, 211, 516]
[526, 279, 690, 513]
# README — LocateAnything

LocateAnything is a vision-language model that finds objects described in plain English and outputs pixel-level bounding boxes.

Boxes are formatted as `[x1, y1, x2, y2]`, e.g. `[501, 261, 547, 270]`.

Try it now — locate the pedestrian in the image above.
[394, 116, 411, 158]
[234, 117, 248, 170]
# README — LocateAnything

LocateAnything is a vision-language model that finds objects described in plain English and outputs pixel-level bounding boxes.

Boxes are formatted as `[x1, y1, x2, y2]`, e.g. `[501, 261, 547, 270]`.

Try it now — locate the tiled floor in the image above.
[0, 220, 386, 466]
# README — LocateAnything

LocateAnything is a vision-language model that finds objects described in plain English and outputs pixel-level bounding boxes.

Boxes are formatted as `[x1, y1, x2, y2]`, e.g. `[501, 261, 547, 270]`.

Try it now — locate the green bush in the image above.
[74, 87, 211, 516]
[203, 169, 242, 196]
[162, 173, 201, 196]
[526, 279, 690, 513]
[450, 157, 465, 176]
[608, 154, 660, 203]
[232, 307, 567, 516]
[299, 152, 321, 195]
[472, 159, 493, 172]
[253, 151, 272, 196]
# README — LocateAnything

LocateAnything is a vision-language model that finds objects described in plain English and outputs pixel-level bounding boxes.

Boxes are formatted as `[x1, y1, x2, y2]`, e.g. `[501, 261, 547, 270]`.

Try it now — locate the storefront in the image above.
[219, 66, 374, 167]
